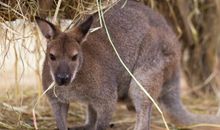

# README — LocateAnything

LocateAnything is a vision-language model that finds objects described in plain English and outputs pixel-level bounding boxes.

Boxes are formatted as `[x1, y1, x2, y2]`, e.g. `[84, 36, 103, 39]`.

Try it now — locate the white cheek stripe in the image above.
[70, 63, 79, 83]
[50, 70, 56, 82]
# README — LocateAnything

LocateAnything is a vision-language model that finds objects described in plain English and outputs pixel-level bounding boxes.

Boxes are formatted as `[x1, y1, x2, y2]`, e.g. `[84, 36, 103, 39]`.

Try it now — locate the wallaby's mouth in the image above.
[50, 67, 79, 87]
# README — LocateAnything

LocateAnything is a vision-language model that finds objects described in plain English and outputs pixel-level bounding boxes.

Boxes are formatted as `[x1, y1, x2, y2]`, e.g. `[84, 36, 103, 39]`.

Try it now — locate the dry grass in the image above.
[0, 85, 219, 130]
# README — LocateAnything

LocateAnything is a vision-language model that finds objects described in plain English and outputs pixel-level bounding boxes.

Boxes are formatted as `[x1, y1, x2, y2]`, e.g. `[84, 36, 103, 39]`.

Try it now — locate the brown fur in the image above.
[35, 0, 220, 130]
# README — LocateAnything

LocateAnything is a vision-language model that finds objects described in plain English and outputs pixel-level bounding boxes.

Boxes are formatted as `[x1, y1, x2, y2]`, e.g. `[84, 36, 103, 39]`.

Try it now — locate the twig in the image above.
[178, 123, 220, 129]
[0, 1, 28, 20]
[0, 122, 14, 129]
[0, 23, 20, 35]
[186, 71, 217, 95]
[53, 0, 63, 24]
[32, 82, 55, 130]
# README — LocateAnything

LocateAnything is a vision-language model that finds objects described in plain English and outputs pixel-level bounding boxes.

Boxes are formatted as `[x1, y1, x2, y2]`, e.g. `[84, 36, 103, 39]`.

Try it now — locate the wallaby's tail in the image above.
[159, 71, 220, 127]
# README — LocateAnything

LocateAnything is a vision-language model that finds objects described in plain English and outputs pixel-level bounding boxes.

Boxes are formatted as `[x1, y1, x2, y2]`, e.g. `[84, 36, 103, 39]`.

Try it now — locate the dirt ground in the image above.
[0, 86, 220, 130]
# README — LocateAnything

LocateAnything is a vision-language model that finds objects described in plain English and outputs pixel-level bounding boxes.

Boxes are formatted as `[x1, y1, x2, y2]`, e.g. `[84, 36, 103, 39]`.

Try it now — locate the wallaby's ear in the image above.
[73, 16, 94, 42]
[35, 16, 58, 39]
[78, 16, 93, 36]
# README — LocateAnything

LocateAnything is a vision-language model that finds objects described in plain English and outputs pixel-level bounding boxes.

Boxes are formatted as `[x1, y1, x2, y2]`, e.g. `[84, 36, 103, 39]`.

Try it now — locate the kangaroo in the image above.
[35, 0, 220, 130]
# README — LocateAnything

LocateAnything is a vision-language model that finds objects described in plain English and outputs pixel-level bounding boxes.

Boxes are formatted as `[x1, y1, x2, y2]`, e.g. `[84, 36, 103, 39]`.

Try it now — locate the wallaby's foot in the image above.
[126, 103, 135, 111]
[109, 123, 115, 128]
[68, 125, 89, 130]
[54, 128, 68, 130]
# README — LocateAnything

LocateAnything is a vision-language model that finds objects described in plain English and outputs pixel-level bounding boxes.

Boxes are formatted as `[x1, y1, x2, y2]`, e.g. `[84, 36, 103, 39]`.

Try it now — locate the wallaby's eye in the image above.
[71, 54, 78, 61]
[49, 53, 56, 61]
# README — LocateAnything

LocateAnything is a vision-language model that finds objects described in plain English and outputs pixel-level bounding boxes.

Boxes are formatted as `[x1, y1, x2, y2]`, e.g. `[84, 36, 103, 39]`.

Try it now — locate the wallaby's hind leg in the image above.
[129, 67, 164, 130]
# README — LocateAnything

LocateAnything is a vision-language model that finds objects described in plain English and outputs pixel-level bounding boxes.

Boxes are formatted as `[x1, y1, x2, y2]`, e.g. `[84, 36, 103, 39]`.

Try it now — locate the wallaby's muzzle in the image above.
[55, 73, 71, 86]
[54, 63, 72, 86]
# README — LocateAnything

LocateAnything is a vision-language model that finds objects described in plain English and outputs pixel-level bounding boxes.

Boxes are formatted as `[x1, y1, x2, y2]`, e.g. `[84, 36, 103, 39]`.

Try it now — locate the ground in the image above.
[0, 87, 219, 130]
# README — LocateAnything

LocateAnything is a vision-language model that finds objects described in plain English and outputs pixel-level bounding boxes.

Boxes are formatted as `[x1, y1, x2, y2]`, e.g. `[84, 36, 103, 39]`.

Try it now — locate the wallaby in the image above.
[35, 0, 220, 130]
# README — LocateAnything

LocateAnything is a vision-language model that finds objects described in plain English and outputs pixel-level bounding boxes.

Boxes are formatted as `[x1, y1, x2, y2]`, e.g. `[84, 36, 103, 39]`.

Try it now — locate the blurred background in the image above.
[0, 0, 220, 129]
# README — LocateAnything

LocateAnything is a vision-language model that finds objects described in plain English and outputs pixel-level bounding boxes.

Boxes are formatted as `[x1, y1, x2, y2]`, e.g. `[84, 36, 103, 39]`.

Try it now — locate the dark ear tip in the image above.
[82, 15, 94, 26]
[79, 15, 94, 35]
[87, 15, 94, 26]
[35, 16, 42, 23]
[35, 16, 48, 24]
[88, 15, 94, 22]
[35, 16, 40, 20]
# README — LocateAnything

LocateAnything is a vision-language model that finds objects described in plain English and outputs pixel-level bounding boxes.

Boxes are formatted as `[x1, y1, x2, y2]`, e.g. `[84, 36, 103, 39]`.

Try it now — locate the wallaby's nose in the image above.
[56, 74, 71, 86]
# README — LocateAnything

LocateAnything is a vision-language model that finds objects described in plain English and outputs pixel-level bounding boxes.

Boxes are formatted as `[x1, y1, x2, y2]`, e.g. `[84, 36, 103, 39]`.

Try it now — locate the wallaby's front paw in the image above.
[68, 125, 89, 130]
[54, 128, 68, 130]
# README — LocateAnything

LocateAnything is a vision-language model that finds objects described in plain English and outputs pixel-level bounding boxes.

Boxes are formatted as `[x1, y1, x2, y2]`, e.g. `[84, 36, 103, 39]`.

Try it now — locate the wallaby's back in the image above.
[84, 0, 180, 98]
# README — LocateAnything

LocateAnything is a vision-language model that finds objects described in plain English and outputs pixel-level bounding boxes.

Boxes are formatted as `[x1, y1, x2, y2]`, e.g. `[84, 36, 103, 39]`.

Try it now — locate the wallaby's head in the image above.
[35, 16, 93, 86]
